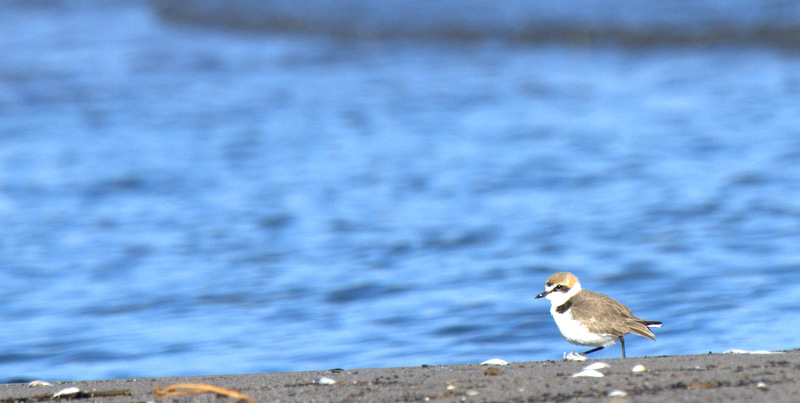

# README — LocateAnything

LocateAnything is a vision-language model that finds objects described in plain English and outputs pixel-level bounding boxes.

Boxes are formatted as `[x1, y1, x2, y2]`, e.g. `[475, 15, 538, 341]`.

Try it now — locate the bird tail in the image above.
[629, 320, 661, 341]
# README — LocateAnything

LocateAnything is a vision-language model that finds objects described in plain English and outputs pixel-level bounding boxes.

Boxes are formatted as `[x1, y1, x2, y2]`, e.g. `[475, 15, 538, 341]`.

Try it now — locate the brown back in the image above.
[568, 290, 657, 340]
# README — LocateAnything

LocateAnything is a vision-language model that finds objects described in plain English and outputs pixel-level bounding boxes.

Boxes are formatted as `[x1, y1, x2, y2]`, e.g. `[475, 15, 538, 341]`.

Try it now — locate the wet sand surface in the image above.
[3, 350, 798, 402]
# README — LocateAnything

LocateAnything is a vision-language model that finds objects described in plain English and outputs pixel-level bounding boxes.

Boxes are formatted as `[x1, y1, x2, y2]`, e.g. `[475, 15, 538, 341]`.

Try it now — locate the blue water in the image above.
[1, 0, 800, 382]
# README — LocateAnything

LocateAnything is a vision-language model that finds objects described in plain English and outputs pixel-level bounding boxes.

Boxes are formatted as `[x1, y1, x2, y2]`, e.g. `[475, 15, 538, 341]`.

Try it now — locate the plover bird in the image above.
[535, 272, 661, 358]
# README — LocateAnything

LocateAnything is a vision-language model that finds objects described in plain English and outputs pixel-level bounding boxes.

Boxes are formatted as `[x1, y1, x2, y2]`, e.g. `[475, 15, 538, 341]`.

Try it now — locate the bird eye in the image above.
[555, 285, 563, 290]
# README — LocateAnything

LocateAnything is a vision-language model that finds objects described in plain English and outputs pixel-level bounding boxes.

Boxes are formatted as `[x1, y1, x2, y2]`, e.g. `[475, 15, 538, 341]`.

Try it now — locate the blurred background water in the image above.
[1, 0, 800, 381]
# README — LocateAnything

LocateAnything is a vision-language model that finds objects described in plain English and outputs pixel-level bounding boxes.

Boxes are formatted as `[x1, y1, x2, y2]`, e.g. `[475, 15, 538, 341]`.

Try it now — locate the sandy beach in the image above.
[2, 349, 798, 402]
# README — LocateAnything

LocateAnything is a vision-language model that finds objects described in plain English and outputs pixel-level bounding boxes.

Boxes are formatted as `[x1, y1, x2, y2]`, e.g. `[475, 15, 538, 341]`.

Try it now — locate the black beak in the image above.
[535, 290, 549, 299]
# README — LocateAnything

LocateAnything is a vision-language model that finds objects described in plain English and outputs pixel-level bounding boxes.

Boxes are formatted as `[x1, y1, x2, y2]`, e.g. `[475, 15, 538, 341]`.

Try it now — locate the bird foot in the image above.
[564, 351, 587, 361]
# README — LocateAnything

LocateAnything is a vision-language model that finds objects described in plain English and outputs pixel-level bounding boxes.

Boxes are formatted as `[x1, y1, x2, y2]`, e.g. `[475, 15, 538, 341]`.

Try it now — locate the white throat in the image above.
[545, 282, 582, 308]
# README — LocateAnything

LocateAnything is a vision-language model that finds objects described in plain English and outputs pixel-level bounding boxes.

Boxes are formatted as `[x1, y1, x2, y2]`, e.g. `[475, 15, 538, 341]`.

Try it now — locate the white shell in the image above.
[632, 364, 646, 372]
[607, 389, 628, 397]
[480, 359, 509, 366]
[53, 387, 81, 398]
[446, 385, 455, 390]
[724, 349, 781, 355]
[583, 362, 609, 371]
[572, 369, 604, 378]
[28, 380, 53, 387]
[756, 381, 768, 389]
[564, 351, 587, 361]
[318, 377, 336, 385]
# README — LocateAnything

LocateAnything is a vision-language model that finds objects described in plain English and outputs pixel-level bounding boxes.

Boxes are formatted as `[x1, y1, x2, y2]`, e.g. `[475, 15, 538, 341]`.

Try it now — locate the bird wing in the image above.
[571, 290, 657, 341]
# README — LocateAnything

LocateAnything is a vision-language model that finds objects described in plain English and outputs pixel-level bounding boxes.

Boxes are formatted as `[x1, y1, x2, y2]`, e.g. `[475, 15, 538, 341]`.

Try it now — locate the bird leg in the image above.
[579, 346, 605, 356]
[581, 336, 628, 358]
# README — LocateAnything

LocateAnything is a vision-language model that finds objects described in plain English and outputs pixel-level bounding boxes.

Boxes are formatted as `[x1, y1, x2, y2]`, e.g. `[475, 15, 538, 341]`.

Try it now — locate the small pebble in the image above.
[483, 367, 502, 376]
[572, 369, 604, 378]
[632, 364, 646, 372]
[318, 377, 336, 385]
[465, 390, 480, 396]
[28, 380, 53, 387]
[447, 385, 456, 390]
[607, 389, 628, 397]
[756, 381, 768, 389]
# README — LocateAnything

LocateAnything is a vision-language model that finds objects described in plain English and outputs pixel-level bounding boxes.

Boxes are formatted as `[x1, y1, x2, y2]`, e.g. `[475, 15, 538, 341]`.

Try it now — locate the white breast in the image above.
[551, 306, 618, 347]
